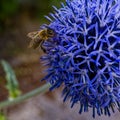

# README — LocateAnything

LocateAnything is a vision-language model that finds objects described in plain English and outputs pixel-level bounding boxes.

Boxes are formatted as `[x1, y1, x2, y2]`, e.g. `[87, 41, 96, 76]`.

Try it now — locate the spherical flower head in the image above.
[41, 0, 120, 117]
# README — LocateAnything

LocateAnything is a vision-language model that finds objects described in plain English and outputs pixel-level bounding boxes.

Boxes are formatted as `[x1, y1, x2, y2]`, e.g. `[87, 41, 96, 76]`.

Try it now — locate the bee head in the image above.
[46, 28, 55, 37]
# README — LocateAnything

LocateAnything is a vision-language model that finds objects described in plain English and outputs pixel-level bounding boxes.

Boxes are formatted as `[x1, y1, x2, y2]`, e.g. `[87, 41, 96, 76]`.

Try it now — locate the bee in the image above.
[27, 27, 55, 51]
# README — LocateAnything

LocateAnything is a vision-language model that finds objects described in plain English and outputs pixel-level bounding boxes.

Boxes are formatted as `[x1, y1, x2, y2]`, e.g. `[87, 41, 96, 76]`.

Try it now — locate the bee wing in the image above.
[28, 39, 42, 49]
[27, 31, 39, 39]
[28, 39, 35, 48]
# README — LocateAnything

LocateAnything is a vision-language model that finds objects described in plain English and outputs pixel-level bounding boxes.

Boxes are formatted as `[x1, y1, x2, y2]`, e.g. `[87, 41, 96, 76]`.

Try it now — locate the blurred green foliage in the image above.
[0, 112, 7, 120]
[1, 60, 21, 100]
[51, 0, 65, 7]
[0, 0, 65, 31]
[0, 0, 19, 20]
[0, 0, 19, 31]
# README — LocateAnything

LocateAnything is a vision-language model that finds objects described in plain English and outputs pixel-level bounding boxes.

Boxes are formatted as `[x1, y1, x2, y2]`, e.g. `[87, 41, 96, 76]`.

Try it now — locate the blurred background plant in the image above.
[0, 60, 20, 120]
[0, 0, 19, 31]
[1, 60, 21, 100]
[0, 0, 65, 59]
[0, 0, 65, 120]
[0, 0, 65, 32]
[0, 60, 50, 119]
[0, 111, 7, 120]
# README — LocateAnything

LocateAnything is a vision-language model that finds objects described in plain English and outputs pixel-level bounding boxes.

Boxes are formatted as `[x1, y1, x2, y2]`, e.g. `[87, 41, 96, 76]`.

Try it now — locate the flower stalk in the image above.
[0, 83, 50, 109]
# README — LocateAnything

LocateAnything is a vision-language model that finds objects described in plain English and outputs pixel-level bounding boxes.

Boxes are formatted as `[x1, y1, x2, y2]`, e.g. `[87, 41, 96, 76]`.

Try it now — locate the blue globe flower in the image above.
[41, 0, 120, 117]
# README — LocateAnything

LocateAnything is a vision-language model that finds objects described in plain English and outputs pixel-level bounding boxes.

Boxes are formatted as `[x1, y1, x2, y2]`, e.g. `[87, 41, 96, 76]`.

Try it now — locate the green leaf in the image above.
[1, 60, 21, 100]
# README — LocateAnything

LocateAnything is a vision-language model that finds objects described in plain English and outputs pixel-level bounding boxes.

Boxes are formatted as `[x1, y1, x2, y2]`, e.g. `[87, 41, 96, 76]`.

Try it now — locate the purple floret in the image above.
[41, 0, 120, 117]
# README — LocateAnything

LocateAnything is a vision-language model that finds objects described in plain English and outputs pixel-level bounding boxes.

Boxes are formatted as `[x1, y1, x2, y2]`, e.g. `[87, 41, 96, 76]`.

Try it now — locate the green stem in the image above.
[0, 83, 50, 109]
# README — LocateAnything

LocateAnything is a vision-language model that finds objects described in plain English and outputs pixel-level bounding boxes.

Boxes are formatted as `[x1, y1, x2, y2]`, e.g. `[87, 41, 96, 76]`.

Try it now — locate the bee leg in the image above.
[40, 41, 46, 53]
[41, 46, 46, 53]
